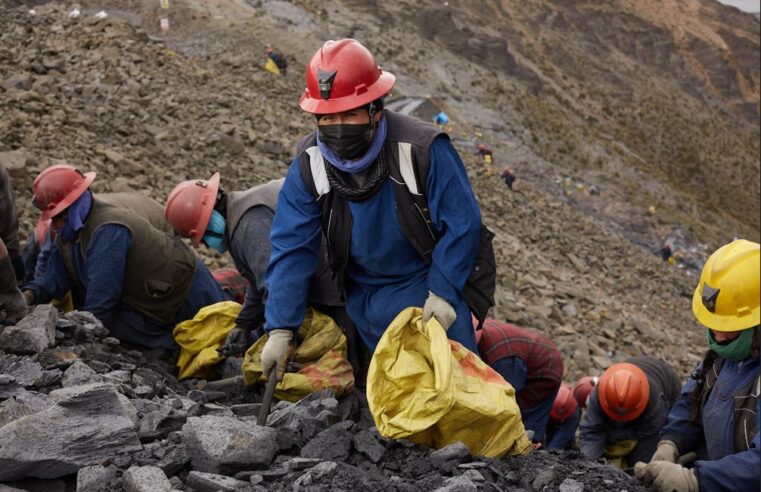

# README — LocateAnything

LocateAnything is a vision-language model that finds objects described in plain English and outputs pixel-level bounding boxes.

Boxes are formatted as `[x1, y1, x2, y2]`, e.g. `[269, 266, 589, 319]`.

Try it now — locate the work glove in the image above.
[0, 291, 28, 324]
[423, 291, 456, 332]
[650, 440, 679, 463]
[218, 326, 254, 357]
[634, 461, 698, 492]
[260, 329, 293, 381]
[22, 289, 35, 306]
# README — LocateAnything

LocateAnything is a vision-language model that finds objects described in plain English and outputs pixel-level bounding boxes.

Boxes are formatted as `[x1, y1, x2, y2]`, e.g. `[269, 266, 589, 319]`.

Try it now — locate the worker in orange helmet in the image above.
[579, 357, 681, 469]
[636, 240, 760, 492]
[544, 383, 580, 450]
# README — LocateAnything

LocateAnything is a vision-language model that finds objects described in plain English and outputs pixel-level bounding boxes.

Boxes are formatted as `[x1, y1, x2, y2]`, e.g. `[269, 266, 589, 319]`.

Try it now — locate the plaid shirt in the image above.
[479, 319, 564, 408]
[212, 268, 249, 305]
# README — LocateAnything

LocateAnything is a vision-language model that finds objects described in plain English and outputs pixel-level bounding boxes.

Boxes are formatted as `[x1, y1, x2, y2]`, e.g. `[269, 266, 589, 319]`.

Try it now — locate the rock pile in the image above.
[0, 307, 649, 491]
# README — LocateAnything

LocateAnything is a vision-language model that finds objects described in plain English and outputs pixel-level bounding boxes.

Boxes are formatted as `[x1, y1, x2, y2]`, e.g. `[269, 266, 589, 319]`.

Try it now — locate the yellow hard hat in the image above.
[692, 239, 760, 332]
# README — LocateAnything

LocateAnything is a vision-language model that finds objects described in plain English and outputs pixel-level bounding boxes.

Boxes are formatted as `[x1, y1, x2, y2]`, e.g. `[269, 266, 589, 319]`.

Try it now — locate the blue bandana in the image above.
[202, 210, 228, 254]
[55, 191, 92, 242]
[316, 116, 387, 174]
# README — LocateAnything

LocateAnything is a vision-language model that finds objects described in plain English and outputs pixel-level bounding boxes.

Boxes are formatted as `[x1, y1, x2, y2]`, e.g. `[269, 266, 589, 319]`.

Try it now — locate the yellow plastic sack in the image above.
[367, 307, 531, 458]
[173, 301, 240, 381]
[242, 307, 354, 402]
[264, 58, 281, 75]
[604, 439, 638, 469]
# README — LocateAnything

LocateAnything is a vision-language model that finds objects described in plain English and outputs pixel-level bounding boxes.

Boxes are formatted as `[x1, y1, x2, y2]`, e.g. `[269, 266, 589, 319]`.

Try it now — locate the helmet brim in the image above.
[40, 172, 96, 220]
[692, 286, 760, 332]
[299, 71, 396, 114]
[190, 172, 221, 246]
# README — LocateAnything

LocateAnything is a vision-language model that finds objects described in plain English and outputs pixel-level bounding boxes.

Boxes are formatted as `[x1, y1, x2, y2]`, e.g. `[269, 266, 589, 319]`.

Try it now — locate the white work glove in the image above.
[650, 440, 679, 463]
[423, 291, 456, 332]
[635, 461, 698, 492]
[260, 329, 293, 380]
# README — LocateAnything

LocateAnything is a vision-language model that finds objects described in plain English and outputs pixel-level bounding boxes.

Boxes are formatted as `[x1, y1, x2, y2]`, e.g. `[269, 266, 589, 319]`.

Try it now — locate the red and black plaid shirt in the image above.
[212, 268, 249, 305]
[479, 319, 564, 409]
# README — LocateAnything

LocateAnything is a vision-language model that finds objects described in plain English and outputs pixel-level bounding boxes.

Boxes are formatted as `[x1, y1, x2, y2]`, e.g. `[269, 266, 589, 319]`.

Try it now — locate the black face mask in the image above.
[318, 123, 373, 160]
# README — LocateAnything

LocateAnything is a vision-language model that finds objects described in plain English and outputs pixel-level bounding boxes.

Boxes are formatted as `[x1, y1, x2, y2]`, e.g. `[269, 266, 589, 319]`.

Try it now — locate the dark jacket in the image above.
[0, 165, 22, 279]
[579, 356, 682, 466]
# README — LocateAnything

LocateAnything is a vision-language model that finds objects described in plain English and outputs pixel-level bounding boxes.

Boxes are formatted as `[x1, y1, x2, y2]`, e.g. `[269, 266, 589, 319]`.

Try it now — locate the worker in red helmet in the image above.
[573, 375, 599, 408]
[164, 176, 351, 368]
[260, 39, 491, 380]
[24, 164, 227, 349]
[579, 356, 681, 469]
[476, 318, 564, 443]
[544, 383, 580, 450]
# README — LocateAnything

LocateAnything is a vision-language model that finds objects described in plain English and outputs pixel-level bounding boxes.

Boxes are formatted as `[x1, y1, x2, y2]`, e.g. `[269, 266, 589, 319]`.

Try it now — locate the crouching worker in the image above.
[579, 356, 681, 469]
[636, 239, 760, 492]
[24, 164, 226, 349]
[164, 175, 345, 359]
[545, 383, 580, 450]
[260, 39, 491, 380]
[477, 318, 563, 442]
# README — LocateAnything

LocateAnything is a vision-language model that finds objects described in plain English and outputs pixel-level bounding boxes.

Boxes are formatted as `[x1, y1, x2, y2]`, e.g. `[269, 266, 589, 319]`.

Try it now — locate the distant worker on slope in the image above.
[501, 165, 516, 190]
[264, 45, 288, 76]
[659, 242, 675, 265]
[164, 175, 348, 360]
[636, 239, 760, 492]
[579, 356, 681, 469]
[544, 383, 580, 450]
[259, 38, 493, 380]
[475, 143, 493, 163]
[476, 318, 563, 443]
[1, 163, 25, 282]
[24, 164, 227, 349]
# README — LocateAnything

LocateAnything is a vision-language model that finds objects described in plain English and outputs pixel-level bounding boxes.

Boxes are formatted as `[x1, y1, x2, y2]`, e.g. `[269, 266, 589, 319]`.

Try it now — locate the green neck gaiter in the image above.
[707, 328, 754, 361]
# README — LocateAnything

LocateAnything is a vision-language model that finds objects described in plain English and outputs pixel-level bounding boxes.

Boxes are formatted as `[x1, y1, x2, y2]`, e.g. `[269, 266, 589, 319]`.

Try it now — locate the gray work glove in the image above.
[218, 326, 254, 357]
[423, 291, 457, 332]
[0, 291, 27, 325]
[650, 440, 679, 463]
[635, 461, 698, 492]
[22, 289, 35, 306]
[261, 329, 293, 381]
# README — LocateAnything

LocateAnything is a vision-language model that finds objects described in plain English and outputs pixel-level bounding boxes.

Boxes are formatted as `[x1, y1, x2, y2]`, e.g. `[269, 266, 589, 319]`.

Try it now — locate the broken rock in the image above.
[182, 415, 278, 473]
[0, 383, 141, 481]
[186, 471, 251, 492]
[0, 305, 57, 354]
[76, 465, 118, 492]
[123, 465, 172, 492]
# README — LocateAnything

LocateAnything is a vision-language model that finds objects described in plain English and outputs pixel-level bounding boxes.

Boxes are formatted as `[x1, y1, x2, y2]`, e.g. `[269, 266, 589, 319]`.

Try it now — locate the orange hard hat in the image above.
[597, 362, 649, 422]
[300, 39, 395, 114]
[32, 164, 96, 220]
[164, 173, 221, 246]
[551, 383, 578, 421]
[573, 376, 598, 407]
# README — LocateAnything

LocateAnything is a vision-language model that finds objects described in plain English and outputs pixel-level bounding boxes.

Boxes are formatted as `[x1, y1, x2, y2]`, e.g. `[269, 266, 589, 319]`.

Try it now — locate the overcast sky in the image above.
[717, 0, 760, 12]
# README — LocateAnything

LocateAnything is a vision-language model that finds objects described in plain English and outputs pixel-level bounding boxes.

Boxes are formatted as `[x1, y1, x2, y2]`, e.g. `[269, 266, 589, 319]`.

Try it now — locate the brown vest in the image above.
[97, 192, 174, 235]
[59, 195, 197, 323]
[225, 179, 284, 237]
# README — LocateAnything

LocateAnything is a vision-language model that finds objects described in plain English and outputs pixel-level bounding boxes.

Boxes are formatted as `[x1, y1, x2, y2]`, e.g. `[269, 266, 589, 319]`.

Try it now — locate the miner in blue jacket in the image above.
[635, 239, 760, 492]
[260, 39, 482, 377]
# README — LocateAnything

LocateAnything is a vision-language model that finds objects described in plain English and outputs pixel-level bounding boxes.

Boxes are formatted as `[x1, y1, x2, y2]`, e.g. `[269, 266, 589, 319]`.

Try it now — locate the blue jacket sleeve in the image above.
[660, 372, 706, 454]
[82, 225, 131, 322]
[693, 435, 760, 492]
[264, 161, 323, 332]
[579, 392, 608, 460]
[425, 136, 481, 304]
[27, 247, 73, 304]
[547, 409, 580, 450]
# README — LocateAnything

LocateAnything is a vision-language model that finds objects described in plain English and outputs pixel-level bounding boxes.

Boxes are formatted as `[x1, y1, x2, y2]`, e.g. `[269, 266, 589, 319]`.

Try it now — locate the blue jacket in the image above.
[28, 225, 225, 348]
[264, 137, 481, 353]
[546, 409, 580, 450]
[660, 353, 760, 492]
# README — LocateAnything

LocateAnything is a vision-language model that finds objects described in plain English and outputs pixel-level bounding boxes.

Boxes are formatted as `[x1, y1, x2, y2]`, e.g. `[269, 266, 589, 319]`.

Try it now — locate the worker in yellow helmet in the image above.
[636, 239, 760, 492]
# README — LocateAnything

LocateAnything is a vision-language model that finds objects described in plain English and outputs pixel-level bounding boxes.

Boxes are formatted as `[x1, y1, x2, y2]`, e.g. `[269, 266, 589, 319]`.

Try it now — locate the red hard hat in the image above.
[597, 362, 650, 422]
[164, 173, 221, 246]
[573, 376, 598, 408]
[551, 383, 578, 421]
[33, 164, 96, 220]
[299, 39, 395, 114]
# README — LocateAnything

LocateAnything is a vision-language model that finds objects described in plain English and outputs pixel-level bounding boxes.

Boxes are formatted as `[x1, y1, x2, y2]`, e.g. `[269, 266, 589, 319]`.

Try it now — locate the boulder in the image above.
[123, 466, 171, 492]
[0, 384, 141, 481]
[182, 416, 278, 473]
[76, 465, 118, 492]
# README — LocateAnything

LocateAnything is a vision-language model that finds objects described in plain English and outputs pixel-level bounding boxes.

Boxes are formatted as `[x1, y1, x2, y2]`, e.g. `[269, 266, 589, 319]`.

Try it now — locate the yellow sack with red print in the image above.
[242, 307, 354, 402]
[367, 307, 531, 458]
[173, 301, 240, 381]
